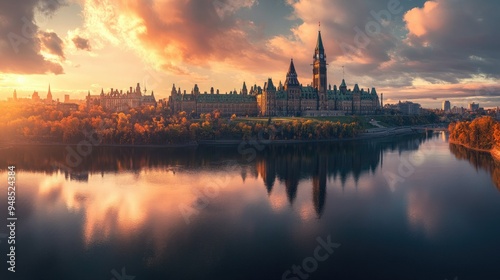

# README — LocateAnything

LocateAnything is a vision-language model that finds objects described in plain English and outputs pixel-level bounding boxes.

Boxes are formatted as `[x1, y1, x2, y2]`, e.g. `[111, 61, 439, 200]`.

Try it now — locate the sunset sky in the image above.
[1, 0, 499, 108]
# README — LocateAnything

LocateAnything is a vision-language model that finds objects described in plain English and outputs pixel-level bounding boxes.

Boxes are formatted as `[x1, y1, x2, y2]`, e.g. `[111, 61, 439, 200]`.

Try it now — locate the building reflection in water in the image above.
[254, 133, 436, 217]
[0, 134, 434, 222]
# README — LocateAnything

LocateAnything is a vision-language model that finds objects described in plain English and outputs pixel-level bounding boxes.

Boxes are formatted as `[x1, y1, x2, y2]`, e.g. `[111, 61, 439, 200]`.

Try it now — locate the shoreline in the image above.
[449, 140, 500, 161]
[0, 126, 436, 148]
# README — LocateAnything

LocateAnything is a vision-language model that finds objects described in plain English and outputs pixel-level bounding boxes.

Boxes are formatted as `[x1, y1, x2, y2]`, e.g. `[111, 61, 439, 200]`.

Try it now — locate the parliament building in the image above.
[168, 30, 381, 117]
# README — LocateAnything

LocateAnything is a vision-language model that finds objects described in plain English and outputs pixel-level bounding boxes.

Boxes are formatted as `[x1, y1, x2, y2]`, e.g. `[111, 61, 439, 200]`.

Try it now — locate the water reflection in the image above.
[2, 132, 500, 280]
[449, 143, 500, 190]
[0, 134, 438, 227]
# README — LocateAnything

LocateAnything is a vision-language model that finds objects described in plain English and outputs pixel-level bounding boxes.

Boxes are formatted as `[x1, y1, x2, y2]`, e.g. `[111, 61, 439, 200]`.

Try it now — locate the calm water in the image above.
[1, 132, 500, 280]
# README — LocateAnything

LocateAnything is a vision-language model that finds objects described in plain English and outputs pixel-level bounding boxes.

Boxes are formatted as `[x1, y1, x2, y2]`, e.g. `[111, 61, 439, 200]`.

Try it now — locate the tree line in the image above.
[0, 103, 363, 145]
[448, 116, 500, 151]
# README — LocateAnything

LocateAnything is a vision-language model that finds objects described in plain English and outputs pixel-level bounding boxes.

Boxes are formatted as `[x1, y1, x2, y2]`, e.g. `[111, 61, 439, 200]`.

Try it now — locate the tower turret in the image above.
[242, 82, 248, 95]
[285, 59, 300, 90]
[136, 83, 141, 95]
[339, 79, 347, 94]
[194, 84, 200, 97]
[313, 28, 327, 110]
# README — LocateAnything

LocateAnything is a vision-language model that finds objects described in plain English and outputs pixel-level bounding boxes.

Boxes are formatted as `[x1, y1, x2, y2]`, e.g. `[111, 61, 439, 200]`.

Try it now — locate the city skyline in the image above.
[1, 0, 499, 109]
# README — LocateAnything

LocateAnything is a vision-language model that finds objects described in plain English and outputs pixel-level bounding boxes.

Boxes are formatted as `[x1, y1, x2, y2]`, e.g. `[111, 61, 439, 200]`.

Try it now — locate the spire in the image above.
[316, 30, 324, 52]
[285, 59, 300, 87]
[266, 78, 275, 91]
[288, 59, 297, 75]
[242, 81, 248, 95]
[47, 84, 52, 102]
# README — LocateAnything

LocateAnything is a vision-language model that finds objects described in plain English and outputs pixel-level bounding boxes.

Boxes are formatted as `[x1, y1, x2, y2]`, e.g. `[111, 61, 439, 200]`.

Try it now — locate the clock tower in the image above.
[313, 29, 327, 110]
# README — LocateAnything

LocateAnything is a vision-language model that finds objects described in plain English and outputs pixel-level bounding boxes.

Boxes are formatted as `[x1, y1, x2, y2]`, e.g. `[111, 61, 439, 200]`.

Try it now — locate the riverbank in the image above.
[0, 125, 433, 148]
[449, 140, 500, 162]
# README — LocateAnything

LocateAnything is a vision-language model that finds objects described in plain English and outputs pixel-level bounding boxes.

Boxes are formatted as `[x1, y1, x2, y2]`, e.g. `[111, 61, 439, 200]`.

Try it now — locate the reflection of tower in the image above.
[285, 176, 299, 204]
[240, 166, 247, 183]
[256, 157, 276, 195]
[312, 153, 327, 217]
[284, 154, 301, 204]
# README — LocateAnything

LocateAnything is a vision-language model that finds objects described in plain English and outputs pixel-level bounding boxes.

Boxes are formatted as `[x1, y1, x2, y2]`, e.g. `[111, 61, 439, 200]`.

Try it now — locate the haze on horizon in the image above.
[1, 0, 499, 109]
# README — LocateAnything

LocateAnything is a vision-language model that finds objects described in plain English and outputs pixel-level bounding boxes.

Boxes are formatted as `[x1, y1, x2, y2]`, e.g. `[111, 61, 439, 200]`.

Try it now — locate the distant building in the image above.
[86, 83, 157, 112]
[397, 101, 421, 115]
[469, 102, 480, 112]
[451, 106, 465, 115]
[32, 91, 40, 102]
[442, 100, 451, 112]
[9, 85, 84, 105]
[46, 84, 53, 104]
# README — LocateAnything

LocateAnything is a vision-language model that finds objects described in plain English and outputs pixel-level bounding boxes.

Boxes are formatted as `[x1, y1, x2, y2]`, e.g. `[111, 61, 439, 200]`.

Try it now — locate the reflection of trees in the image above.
[0, 133, 433, 217]
[449, 144, 500, 191]
[0, 145, 237, 175]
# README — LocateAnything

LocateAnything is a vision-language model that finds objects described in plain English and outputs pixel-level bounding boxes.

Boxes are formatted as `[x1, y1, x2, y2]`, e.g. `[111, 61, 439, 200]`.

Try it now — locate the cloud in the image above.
[275, 0, 500, 104]
[72, 35, 91, 51]
[81, 0, 288, 78]
[0, 0, 66, 74]
[404, 1, 440, 37]
[39, 31, 65, 59]
[213, 0, 258, 20]
[395, 0, 500, 84]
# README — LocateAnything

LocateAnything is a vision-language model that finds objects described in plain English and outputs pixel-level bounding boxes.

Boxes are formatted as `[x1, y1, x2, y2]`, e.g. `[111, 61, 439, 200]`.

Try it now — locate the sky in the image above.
[0, 0, 499, 109]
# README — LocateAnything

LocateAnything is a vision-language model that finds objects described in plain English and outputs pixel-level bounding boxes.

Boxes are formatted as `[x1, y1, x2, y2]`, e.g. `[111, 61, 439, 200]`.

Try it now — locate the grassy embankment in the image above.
[238, 114, 440, 129]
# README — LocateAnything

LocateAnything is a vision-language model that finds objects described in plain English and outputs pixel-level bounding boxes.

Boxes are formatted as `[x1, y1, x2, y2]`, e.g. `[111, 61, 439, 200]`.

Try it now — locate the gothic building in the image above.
[169, 30, 381, 117]
[86, 83, 157, 112]
[168, 83, 259, 117]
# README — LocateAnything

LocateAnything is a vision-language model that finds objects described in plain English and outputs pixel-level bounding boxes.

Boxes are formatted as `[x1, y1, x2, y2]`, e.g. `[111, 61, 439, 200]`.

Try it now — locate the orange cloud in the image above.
[81, 0, 287, 78]
[404, 1, 440, 37]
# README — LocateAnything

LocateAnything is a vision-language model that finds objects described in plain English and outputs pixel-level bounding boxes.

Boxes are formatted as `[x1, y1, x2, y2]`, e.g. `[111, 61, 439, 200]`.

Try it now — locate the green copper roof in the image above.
[353, 84, 360, 92]
[316, 31, 324, 51]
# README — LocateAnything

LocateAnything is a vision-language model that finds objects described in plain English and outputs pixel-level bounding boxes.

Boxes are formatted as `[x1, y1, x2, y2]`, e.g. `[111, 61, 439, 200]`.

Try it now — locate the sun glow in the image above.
[15, 76, 26, 85]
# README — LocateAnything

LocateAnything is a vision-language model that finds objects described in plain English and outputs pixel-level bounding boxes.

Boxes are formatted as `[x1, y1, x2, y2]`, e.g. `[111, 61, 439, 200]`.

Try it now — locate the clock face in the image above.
[320, 54, 323, 59]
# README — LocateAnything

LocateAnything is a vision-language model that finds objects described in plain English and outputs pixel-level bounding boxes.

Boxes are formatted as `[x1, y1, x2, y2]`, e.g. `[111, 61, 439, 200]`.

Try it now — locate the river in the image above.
[0, 132, 499, 280]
